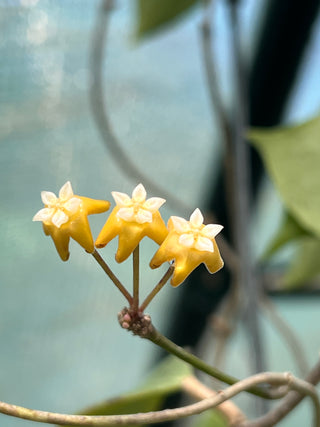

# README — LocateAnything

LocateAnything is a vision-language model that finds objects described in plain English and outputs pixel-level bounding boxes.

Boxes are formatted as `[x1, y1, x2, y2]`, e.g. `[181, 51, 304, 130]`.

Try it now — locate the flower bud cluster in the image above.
[118, 308, 153, 337]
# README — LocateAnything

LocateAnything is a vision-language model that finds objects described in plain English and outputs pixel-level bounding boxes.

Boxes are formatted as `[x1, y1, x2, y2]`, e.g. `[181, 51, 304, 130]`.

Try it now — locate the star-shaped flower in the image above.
[150, 208, 224, 287]
[95, 183, 168, 262]
[33, 181, 110, 261]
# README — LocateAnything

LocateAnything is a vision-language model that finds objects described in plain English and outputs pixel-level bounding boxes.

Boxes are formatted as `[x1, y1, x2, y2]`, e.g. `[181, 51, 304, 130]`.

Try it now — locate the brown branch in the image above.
[0, 371, 318, 425]
[182, 375, 247, 426]
[242, 359, 320, 427]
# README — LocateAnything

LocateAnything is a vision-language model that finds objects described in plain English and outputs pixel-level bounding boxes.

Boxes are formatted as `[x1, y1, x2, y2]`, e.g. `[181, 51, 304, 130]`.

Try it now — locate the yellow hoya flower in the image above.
[150, 208, 224, 287]
[95, 183, 168, 263]
[33, 181, 110, 261]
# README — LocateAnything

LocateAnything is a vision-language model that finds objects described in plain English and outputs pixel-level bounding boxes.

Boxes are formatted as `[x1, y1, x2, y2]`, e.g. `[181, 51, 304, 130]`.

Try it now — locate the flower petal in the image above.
[143, 197, 166, 212]
[59, 181, 74, 201]
[112, 191, 131, 207]
[132, 183, 146, 203]
[190, 208, 203, 228]
[52, 209, 69, 228]
[136, 208, 152, 224]
[41, 191, 57, 206]
[179, 233, 195, 248]
[117, 207, 134, 222]
[33, 208, 55, 222]
[195, 236, 214, 252]
[63, 197, 81, 214]
[202, 224, 224, 239]
[171, 216, 190, 233]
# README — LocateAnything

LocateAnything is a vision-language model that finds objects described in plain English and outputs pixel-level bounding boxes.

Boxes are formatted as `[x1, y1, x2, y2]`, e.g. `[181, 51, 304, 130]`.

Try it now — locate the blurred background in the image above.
[0, 0, 320, 425]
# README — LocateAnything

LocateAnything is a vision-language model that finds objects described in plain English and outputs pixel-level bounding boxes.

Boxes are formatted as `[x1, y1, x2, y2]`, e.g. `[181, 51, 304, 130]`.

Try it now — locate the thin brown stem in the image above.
[139, 265, 174, 312]
[182, 375, 247, 426]
[90, 0, 240, 279]
[132, 246, 139, 311]
[248, 275, 310, 387]
[260, 295, 309, 377]
[90, 0, 191, 214]
[227, 5, 266, 416]
[90, 0, 239, 278]
[200, 0, 239, 275]
[200, 0, 235, 224]
[242, 359, 320, 427]
[211, 279, 239, 368]
[91, 249, 132, 304]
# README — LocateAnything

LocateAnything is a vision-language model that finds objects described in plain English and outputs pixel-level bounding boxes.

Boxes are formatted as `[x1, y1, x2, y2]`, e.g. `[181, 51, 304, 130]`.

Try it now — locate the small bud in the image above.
[123, 313, 131, 323]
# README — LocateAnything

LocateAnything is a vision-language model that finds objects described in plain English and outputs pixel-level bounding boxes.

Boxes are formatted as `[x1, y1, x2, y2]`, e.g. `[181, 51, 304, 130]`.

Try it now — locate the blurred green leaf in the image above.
[136, 0, 199, 37]
[136, 354, 192, 393]
[263, 211, 310, 259]
[61, 356, 192, 427]
[191, 409, 228, 427]
[249, 115, 320, 239]
[283, 237, 320, 289]
[262, 212, 320, 288]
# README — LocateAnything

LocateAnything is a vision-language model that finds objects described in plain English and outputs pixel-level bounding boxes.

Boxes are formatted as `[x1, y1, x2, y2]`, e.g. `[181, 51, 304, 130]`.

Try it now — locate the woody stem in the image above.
[92, 249, 133, 304]
[139, 265, 174, 312]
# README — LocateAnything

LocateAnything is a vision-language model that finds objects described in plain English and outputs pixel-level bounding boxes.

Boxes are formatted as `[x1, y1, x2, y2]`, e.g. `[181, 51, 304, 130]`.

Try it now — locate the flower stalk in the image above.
[92, 249, 133, 304]
[132, 246, 140, 311]
[139, 265, 174, 312]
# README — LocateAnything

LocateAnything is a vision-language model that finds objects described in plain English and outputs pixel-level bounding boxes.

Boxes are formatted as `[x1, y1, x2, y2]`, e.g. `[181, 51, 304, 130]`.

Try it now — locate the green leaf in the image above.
[249, 114, 320, 239]
[61, 356, 192, 427]
[263, 211, 310, 259]
[191, 409, 228, 427]
[136, 354, 192, 394]
[262, 212, 320, 289]
[283, 237, 320, 289]
[136, 0, 199, 37]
